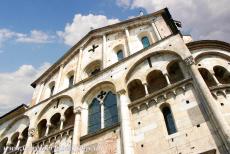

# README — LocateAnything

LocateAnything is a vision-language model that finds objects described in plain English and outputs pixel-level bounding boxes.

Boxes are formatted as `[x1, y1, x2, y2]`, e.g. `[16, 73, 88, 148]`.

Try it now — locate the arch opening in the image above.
[199, 68, 217, 87]
[63, 106, 75, 128]
[167, 61, 184, 84]
[49, 113, 61, 134]
[37, 119, 47, 138]
[147, 70, 168, 93]
[214, 66, 230, 84]
[128, 79, 146, 101]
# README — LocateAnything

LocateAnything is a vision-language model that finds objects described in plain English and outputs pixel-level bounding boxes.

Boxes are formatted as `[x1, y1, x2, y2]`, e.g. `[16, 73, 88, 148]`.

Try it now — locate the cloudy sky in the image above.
[0, 0, 229, 116]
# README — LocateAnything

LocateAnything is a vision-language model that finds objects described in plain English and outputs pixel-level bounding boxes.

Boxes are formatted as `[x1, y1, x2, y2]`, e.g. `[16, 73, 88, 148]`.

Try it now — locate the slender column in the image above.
[35, 82, 45, 104]
[56, 64, 64, 93]
[143, 83, 149, 95]
[4, 142, 11, 154]
[211, 72, 221, 85]
[45, 123, 51, 136]
[16, 135, 23, 148]
[23, 128, 36, 154]
[164, 74, 171, 85]
[100, 101, 105, 129]
[125, 28, 131, 56]
[75, 47, 83, 83]
[60, 115, 66, 130]
[71, 106, 82, 154]
[184, 56, 230, 149]
[117, 89, 134, 154]
[102, 35, 107, 68]
[151, 19, 161, 41]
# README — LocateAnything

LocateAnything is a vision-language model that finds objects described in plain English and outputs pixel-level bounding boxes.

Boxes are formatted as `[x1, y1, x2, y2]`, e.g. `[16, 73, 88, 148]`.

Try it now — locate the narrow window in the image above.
[88, 98, 101, 133]
[50, 85, 55, 96]
[162, 107, 177, 135]
[117, 50, 124, 61]
[69, 75, 74, 88]
[141, 36, 150, 48]
[104, 92, 118, 127]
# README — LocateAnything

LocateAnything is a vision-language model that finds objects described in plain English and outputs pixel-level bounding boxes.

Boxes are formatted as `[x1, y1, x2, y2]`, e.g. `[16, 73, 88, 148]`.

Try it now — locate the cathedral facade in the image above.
[1, 8, 230, 154]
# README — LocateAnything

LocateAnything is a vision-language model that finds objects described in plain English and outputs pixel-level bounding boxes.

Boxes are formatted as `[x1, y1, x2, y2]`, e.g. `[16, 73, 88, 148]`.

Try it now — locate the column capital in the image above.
[18, 134, 23, 140]
[74, 106, 82, 114]
[28, 128, 36, 137]
[60, 116, 66, 122]
[184, 56, 195, 66]
[117, 89, 126, 95]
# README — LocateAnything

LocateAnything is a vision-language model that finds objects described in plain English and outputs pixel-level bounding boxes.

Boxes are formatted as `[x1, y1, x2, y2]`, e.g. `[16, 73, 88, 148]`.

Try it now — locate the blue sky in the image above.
[0, 0, 140, 72]
[0, 0, 229, 116]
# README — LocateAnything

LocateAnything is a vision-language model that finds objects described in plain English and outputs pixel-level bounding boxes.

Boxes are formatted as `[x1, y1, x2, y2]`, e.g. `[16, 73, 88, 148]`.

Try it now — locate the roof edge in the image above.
[187, 40, 230, 52]
[31, 8, 170, 88]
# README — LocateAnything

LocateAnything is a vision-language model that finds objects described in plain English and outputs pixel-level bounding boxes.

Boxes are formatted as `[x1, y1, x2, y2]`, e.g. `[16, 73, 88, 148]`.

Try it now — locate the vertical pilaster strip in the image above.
[102, 34, 107, 68]
[125, 28, 131, 56]
[56, 64, 64, 93]
[35, 82, 45, 104]
[151, 18, 161, 41]
[117, 89, 134, 154]
[75, 47, 83, 83]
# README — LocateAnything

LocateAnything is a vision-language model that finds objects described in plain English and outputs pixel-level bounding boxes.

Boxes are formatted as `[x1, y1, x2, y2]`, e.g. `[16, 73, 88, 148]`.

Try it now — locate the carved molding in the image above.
[184, 56, 195, 66]
[74, 106, 82, 114]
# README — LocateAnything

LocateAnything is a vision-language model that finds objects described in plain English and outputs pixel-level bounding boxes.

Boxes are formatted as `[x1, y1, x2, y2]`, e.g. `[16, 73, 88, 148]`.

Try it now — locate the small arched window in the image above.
[88, 98, 101, 133]
[50, 84, 55, 97]
[141, 36, 150, 48]
[104, 92, 118, 127]
[69, 75, 74, 88]
[117, 50, 124, 61]
[162, 106, 177, 135]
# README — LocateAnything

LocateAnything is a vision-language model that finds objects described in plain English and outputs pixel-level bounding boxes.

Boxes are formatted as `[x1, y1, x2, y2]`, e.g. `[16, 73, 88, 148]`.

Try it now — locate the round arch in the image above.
[1, 115, 29, 138]
[81, 81, 117, 103]
[36, 95, 74, 123]
[125, 50, 183, 82]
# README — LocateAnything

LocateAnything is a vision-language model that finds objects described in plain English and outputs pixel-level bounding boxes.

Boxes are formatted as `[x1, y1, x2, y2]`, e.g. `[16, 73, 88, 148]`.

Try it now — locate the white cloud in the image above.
[16, 30, 52, 43]
[57, 14, 120, 46]
[117, 0, 230, 43]
[116, 0, 131, 7]
[0, 63, 50, 116]
[0, 28, 53, 48]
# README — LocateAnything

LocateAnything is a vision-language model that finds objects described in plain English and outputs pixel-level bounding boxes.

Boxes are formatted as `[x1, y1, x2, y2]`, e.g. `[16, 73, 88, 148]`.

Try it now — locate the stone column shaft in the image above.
[72, 107, 82, 154]
[143, 83, 149, 95]
[164, 74, 171, 85]
[185, 56, 230, 150]
[60, 116, 65, 130]
[23, 128, 36, 154]
[118, 90, 134, 154]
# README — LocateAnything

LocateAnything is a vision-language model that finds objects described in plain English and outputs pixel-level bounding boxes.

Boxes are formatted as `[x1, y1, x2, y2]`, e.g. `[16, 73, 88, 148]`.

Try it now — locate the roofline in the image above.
[187, 40, 230, 52]
[31, 8, 174, 88]
[0, 104, 28, 120]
